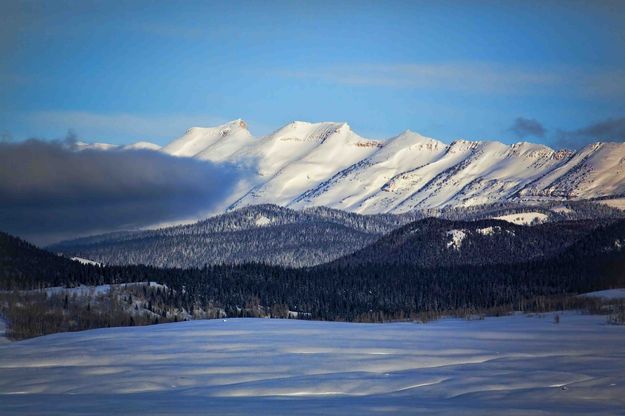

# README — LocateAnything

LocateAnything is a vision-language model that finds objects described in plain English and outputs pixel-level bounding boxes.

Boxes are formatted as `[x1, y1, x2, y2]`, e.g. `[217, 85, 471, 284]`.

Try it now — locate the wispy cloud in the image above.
[279, 63, 625, 97]
[284, 63, 557, 93]
[508, 117, 547, 139]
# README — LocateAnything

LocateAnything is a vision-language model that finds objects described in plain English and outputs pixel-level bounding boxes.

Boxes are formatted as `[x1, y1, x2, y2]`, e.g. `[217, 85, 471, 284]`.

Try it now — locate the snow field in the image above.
[494, 212, 549, 225]
[1, 313, 624, 415]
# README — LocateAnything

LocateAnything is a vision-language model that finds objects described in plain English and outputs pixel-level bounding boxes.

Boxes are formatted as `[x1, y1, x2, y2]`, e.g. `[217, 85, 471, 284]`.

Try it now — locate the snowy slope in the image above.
[70, 256, 101, 266]
[210, 120, 622, 213]
[73, 141, 161, 152]
[73, 141, 120, 151]
[581, 288, 625, 300]
[289, 130, 447, 212]
[519, 142, 625, 199]
[494, 212, 549, 225]
[232, 121, 350, 177]
[1, 314, 625, 415]
[229, 122, 383, 209]
[122, 141, 161, 151]
[75, 119, 625, 214]
[161, 119, 253, 162]
[384, 141, 571, 212]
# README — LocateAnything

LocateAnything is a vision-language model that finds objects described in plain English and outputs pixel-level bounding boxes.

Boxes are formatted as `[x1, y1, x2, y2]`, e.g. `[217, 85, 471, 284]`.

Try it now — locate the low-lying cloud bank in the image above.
[0, 139, 243, 245]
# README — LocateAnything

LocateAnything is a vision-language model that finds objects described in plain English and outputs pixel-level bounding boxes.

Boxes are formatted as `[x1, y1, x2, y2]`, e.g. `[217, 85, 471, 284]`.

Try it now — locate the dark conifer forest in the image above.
[2, 217, 625, 337]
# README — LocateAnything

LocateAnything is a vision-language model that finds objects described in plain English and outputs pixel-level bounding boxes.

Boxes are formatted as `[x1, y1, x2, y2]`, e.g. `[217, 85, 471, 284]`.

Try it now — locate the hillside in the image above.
[48, 202, 625, 268]
[2, 219, 625, 338]
[48, 205, 421, 268]
[0, 231, 90, 288]
[334, 217, 608, 267]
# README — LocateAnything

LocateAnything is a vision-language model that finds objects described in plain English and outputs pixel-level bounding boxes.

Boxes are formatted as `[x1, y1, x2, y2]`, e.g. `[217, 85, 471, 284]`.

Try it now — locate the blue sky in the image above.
[2, 0, 625, 147]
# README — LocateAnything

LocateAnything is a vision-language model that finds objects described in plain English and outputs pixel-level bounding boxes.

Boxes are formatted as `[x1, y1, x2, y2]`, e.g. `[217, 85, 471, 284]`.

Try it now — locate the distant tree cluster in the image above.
[0, 286, 172, 340]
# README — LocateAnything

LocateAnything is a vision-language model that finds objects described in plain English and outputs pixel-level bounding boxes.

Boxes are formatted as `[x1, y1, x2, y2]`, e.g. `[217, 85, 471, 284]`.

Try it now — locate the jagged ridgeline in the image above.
[48, 202, 624, 268]
[76, 119, 625, 215]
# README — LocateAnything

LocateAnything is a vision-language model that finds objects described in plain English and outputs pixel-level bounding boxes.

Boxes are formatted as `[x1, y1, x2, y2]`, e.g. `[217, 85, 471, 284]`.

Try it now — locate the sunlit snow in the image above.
[446, 229, 467, 250]
[494, 212, 549, 225]
[581, 288, 625, 300]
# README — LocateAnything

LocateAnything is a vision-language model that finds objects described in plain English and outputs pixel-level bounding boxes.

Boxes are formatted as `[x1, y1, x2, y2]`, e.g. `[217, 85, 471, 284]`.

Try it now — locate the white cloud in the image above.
[279, 62, 625, 97]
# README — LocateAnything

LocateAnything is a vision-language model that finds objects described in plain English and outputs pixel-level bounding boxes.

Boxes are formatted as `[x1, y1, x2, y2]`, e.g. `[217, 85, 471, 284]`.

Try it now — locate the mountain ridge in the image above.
[331, 216, 608, 268]
[46, 202, 625, 269]
[48, 204, 422, 268]
[78, 119, 625, 214]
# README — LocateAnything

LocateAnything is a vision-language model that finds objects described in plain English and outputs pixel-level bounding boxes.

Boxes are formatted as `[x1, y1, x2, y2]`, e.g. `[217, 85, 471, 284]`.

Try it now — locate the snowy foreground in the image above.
[1, 313, 624, 415]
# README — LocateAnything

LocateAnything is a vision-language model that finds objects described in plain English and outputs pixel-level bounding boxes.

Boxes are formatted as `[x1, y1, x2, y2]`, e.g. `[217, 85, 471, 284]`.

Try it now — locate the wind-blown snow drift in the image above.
[1, 313, 624, 415]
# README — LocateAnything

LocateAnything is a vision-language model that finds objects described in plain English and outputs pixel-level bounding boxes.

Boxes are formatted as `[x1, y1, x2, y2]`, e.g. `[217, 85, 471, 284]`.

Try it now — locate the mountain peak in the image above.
[229, 118, 248, 130]
[78, 119, 625, 214]
[384, 130, 444, 150]
[508, 141, 555, 158]
[162, 118, 253, 160]
[185, 119, 248, 133]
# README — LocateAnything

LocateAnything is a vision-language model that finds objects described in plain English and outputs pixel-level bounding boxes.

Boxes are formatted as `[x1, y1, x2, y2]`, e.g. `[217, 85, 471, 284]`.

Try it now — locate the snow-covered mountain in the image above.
[161, 119, 253, 162]
[93, 119, 625, 214]
[122, 141, 161, 151]
[73, 140, 161, 152]
[518, 141, 625, 199]
[73, 141, 120, 151]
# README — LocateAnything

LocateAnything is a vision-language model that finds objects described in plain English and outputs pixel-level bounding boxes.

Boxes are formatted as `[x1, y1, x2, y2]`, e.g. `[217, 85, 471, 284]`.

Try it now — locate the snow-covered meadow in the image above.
[1, 313, 624, 415]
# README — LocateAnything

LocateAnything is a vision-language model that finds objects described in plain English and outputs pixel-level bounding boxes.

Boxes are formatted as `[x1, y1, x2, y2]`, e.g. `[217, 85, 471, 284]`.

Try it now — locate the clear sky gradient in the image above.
[2, 0, 624, 147]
